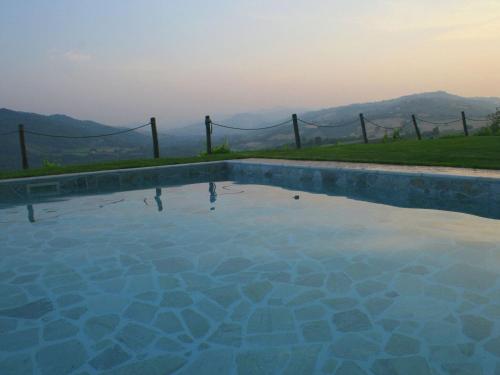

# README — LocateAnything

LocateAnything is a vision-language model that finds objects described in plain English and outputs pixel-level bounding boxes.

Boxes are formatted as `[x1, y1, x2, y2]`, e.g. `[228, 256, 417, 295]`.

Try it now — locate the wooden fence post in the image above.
[461, 111, 469, 136]
[18, 124, 29, 169]
[150, 117, 160, 159]
[412, 114, 422, 140]
[205, 115, 212, 154]
[292, 114, 301, 149]
[359, 113, 368, 144]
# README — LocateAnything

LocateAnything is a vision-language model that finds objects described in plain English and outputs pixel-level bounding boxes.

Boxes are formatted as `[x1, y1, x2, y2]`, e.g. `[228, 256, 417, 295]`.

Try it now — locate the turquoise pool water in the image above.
[1, 181, 500, 374]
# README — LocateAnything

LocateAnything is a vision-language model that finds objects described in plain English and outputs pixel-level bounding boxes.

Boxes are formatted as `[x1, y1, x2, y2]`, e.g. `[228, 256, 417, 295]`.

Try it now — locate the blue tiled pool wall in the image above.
[226, 162, 500, 219]
[1, 161, 499, 218]
[0, 162, 229, 204]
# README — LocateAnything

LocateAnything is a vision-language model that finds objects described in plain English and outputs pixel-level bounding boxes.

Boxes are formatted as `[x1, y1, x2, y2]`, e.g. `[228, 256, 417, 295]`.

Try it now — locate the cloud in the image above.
[63, 50, 92, 62]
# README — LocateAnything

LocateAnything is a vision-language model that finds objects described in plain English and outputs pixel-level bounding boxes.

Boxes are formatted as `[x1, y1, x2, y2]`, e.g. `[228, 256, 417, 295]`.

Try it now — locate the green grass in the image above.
[2, 136, 499, 180]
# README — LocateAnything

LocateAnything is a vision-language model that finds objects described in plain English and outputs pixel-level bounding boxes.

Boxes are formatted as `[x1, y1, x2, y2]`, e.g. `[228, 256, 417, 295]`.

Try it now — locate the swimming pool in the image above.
[1, 162, 500, 374]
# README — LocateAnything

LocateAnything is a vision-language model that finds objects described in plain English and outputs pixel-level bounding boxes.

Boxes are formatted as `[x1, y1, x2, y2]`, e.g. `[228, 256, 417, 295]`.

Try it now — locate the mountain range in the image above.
[1, 91, 499, 171]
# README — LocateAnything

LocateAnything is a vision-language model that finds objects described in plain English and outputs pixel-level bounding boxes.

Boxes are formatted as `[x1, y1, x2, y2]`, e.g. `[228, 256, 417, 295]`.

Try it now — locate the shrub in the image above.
[212, 139, 231, 154]
[392, 128, 402, 141]
[476, 110, 500, 136]
[42, 160, 60, 168]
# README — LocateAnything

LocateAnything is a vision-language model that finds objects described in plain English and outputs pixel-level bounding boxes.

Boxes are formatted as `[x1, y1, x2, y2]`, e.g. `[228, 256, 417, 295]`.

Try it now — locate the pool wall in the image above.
[1, 159, 499, 217]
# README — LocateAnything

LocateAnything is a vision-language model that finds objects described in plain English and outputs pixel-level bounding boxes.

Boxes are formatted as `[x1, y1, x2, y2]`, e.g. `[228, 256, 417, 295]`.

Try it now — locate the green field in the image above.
[1, 136, 499, 180]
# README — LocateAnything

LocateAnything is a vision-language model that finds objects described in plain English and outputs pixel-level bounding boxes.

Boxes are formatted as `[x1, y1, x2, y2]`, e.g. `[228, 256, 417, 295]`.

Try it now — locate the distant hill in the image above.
[0, 109, 155, 170]
[213, 91, 500, 150]
[1, 91, 498, 171]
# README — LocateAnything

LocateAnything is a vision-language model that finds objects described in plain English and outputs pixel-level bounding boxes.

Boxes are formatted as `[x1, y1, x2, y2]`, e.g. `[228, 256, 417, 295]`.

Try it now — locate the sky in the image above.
[1, 0, 499, 128]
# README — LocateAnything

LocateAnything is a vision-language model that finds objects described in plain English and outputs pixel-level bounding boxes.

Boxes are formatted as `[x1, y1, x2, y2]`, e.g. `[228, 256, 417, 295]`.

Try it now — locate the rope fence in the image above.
[415, 117, 461, 126]
[210, 119, 292, 131]
[203, 110, 496, 152]
[23, 122, 151, 139]
[2, 118, 160, 170]
[364, 117, 403, 131]
[298, 118, 359, 129]
[1, 110, 497, 170]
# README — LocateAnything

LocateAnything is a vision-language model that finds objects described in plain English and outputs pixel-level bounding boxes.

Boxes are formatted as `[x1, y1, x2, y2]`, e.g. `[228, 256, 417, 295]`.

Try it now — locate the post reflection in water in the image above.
[154, 188, 163, 212]
[209, 182, 217, 211]
[27, 204, 35, 223]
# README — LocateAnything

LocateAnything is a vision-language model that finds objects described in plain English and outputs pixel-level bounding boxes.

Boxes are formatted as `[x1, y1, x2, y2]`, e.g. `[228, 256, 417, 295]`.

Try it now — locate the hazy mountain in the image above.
[1, 92, 498, 171]
[216, 91, 500, 149]
[172, 107, 311, 137]
[0, 108, 154, 170]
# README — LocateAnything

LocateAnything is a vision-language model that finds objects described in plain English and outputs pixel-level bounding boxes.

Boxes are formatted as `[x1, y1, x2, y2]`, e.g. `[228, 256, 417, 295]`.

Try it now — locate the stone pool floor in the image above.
[0, 182, 500, 374]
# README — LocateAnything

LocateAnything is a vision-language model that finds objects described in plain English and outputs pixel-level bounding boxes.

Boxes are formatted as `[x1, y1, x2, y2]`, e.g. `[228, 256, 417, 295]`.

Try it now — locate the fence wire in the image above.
[364, 118, 403, 131]
[23, 122, 151, 139]
[210, 119, 292, 131]
[466, 117, 492, 122]
[415, 117, 461, 126]
[298, 118, 358, 128]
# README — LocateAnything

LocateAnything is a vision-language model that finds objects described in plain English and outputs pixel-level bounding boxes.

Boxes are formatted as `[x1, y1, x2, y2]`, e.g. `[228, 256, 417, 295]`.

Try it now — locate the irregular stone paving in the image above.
[1, 182, 500, 374]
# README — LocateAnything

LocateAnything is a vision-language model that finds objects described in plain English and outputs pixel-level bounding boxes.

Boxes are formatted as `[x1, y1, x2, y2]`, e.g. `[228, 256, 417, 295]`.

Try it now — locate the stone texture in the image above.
[89, 344, 131, 370]
[181, 309, 210, 338]
[101, 354, 186, 375]
[156, 337, 184, 352]
[213, 257, 253, 275]
[294, 305, 326, 321]
[123, 302, 158, 323]
[116, 323, 156, 351]
[204, 285, 241, 308]
[178, 349, 233, 375]
[84, 314, 119, 341]
[247, 307, 294, 334]
[355, 280, 386, 297]
[385, 333, 420, 356]
[295, 273, 325, 287]
[0, 328, 39, 351]
[302, 320, 332, 342]
[332, 309, 372, 332]
[283, 345, 321, 375]
[243, 281, 272, 302]
[400, 265, 430, 275]
[441, 363, 483, 375]
[36, 339, 87, 375]
[245, 332, 298, 347]
[344, 262, 380, 281]
[330, 334, 379, 360]
[62, 305, 88, 320]
[0, 298, 53, 319]
[371, 356, 432, 375]
[287, 290, 325, 306]
[236, 349, 290, 375]
[154, 257, 193, 273]
[0, 354, 33, 375]
[0, 318, 17, 334]
[364, 297, 393, 316]
[43, 319, 79, 341]
[161, 291, 193, 308]
[336, 361, 368, 375]
[154, 312, 184, 334]
[208, 322, 242, 347]
[484, 336, 500, 357]
[460, 314, 493, 341]
[433, 264, 497, 290]
[325, 272, 352, 294]
[322, 297, 357, 311]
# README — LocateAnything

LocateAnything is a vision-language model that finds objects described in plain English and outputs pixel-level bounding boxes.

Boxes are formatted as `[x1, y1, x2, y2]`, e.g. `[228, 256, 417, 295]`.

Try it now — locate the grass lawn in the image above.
[1, 136, 499, 180]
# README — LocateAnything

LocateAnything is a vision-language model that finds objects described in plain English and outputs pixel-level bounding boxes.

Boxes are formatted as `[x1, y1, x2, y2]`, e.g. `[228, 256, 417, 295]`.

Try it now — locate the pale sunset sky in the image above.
[1, 0, 499, 128]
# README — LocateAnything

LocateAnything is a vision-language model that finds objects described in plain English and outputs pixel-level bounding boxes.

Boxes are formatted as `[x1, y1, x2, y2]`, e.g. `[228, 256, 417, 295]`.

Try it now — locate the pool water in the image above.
[1, 181, 500, 374]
